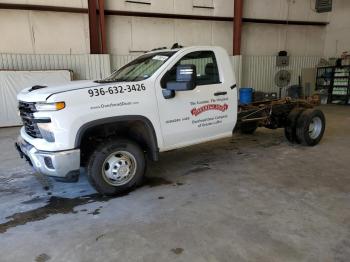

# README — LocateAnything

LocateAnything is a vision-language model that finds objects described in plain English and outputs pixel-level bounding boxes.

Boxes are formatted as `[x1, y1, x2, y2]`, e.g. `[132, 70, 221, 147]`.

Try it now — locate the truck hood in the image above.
[17, 80, 99, 102]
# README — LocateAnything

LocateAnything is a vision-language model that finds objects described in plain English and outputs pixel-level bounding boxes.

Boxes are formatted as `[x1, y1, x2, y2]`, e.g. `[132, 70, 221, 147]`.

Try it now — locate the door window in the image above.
[161, 51, 220, 88]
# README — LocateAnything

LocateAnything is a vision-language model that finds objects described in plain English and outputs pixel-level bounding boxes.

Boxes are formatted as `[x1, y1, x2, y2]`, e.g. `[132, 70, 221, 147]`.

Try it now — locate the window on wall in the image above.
[161, 51, 220, 88]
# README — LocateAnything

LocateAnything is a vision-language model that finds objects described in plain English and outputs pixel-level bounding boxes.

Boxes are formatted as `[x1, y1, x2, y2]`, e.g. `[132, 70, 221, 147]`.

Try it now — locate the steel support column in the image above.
[88, 0, 100, 54]
[98, 0, 107, 54]
[233, 0, 243, 55]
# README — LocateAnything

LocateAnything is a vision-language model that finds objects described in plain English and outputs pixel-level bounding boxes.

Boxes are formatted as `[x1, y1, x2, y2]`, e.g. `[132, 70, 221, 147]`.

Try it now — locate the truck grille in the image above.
[18, 101, 42, 139]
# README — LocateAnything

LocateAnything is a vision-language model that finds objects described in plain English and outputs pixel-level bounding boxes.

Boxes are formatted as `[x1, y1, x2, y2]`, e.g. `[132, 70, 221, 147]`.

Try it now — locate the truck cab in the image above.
[16, 46, 238, 195]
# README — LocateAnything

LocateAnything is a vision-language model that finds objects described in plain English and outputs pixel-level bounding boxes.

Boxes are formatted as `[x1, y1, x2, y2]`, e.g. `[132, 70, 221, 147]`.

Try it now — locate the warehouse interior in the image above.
[0, 0, 349, 261]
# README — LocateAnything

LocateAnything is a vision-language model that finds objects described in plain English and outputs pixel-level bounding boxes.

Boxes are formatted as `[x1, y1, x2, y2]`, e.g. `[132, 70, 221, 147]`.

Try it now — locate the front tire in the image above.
[296, 109, 326, 146]
[87, 139, 145, 196]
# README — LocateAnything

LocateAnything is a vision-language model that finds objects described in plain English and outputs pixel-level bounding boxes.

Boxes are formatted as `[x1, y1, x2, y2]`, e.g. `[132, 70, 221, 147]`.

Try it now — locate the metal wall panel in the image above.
[241, 55, 321, 93]
[0, 53, 321, 93]
[86, 55, 111, 80]
[0, 54, 111, 80]
[230, 55, 242, 88]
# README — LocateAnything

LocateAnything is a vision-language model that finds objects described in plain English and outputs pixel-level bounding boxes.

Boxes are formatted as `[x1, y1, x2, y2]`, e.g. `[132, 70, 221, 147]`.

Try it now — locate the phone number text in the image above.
[88, 84, 146, 97]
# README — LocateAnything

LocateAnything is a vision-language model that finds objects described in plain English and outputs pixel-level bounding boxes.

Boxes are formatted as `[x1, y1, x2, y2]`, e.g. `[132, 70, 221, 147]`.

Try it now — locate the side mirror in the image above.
[166, 64, 196, 91]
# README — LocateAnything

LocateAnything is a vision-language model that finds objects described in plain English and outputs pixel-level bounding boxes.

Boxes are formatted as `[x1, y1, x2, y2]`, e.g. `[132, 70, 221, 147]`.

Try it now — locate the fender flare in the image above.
[75, 115, 159, 161]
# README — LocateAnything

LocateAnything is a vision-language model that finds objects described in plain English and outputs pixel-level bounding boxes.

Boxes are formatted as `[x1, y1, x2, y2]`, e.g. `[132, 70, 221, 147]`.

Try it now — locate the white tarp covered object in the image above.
[0, 70, 71, 127]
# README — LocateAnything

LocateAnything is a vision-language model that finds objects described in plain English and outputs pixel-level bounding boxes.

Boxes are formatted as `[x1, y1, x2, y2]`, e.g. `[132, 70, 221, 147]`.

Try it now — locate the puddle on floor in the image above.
[88, 208, 101, 215]
[0, 176, 176, 234]
[143, 176, 173, 187]
[0, 194, 109, 234]
[21, 197, 46, 205]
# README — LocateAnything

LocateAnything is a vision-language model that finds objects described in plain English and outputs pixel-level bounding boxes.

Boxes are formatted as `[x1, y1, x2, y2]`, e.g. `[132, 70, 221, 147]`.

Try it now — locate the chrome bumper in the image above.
[15, 136, 80, 178]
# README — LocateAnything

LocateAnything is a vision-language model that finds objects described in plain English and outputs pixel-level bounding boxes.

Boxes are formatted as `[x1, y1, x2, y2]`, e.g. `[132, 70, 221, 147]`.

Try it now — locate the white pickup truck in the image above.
[15, 45, 325, 195]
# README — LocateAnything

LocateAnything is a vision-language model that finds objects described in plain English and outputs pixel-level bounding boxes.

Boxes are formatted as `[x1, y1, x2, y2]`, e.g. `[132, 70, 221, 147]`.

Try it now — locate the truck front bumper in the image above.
[15, 136, 80, 179]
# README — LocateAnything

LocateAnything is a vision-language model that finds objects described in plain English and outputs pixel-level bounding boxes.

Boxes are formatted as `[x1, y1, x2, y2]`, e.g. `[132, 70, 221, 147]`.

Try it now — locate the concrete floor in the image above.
[0, 105, 349, 262]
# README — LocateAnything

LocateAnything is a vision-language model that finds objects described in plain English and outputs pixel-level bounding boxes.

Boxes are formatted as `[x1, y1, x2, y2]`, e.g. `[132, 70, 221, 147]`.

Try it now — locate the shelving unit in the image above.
[316, 66, 333, 91]
[330, 66, 350, 105]
[316, 65, 350, 105]
[316, 66, 334, 104]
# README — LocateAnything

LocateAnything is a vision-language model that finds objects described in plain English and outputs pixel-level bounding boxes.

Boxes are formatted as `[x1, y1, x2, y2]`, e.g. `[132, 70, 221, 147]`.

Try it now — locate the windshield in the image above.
[98, 51, 176, 83]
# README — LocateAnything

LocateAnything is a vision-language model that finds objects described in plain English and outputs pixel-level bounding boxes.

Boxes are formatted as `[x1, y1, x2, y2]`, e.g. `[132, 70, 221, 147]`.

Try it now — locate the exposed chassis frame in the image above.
[237, 98, 314, 130]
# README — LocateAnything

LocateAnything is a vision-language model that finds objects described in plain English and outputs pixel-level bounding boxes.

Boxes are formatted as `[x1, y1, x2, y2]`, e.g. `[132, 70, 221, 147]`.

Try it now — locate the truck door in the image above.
[155, 49, 237, 150]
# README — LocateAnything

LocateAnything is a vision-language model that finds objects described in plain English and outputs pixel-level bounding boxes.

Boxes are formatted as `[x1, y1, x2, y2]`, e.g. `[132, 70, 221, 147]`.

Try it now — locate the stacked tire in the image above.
[284, 108, 326, 146]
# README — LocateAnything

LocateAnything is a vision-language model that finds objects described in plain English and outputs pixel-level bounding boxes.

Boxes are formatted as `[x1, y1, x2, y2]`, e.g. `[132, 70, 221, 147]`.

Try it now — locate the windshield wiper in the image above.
[94, 79, 114, 83]
[94, 78, 128, 84]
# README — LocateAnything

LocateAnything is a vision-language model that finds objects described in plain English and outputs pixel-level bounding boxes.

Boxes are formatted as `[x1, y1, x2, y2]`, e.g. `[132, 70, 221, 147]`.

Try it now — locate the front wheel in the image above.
[296, 109, 326, 146]
[87, 139, 146, 196]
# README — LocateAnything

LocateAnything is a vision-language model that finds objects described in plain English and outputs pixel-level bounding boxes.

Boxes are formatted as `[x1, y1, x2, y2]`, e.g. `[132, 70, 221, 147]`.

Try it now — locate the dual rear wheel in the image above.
[285, 108, 325, 146]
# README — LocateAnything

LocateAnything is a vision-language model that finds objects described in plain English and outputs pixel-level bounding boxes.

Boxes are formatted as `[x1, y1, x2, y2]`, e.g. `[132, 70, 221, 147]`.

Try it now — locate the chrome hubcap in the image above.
[309, 116, 322, 139]
[102, 151, 137, 186]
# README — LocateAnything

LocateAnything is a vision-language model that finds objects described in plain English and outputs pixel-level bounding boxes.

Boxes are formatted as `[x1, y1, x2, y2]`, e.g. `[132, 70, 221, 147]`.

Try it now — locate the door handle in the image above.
[214, 91, 227, 96]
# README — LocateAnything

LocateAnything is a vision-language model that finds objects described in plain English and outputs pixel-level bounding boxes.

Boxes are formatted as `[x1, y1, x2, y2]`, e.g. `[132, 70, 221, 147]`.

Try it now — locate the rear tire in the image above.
[87, 139, 145, 196]
[284, 108, 304, 143]
[296, 109, 325, 146]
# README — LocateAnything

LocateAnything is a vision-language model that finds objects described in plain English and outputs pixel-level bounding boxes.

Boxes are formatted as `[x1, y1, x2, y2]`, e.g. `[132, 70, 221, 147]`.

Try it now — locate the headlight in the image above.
[35, 102, 65, 111]
[37, 122, 55, 142]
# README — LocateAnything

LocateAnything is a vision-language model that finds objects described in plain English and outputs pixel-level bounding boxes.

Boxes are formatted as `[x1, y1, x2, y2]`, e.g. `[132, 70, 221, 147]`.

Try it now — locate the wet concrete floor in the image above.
[0, 105, 349, 262]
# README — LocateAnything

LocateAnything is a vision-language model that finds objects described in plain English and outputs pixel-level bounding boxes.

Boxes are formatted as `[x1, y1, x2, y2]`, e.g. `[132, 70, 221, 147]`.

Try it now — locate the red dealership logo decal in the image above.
[191, 104, 228, 116]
